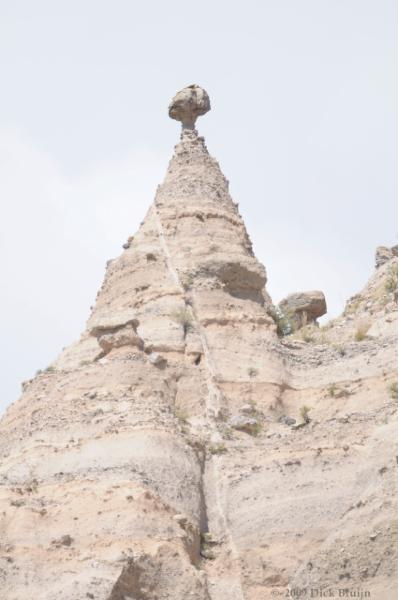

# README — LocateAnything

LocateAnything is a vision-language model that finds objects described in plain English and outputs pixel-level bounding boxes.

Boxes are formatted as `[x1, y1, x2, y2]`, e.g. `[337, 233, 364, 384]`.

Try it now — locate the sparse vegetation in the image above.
[299, 405, 311, 424]
[248, 367, 258, 378]
[209, 443, 227, 455]
[385, 277, 398, 293]
[271, 307, 295, 337]
[200, 532, 218, 560]
[389, 382, 398, 400]
[299, 328, 315, 343]
[328, 383, 338, 397]
[318, 333, 331, 345]
[334, 344, 346, 357]
[174, 408, 189, 424]
[171, 307, 193, 336]
[45, 366, 55, 373]
[354, 322, 371, 342]
[384, 264, 398, 294]
[327, 384, 350, 398]
[25, 477, 39, 494]
[246, 420, 262, 436]
[181, 273, 194, 289]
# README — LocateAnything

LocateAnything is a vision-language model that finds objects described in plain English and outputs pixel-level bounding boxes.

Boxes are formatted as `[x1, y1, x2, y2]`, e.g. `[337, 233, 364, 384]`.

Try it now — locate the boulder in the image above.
[278, 290, 327, 329]
[168, 84, 210, 129]
[228, 415, 259, 434]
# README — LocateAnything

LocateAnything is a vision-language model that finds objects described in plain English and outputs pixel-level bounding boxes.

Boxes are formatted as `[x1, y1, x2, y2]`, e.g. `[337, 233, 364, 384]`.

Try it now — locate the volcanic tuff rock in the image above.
[278, 290, 327, 329]
[1, 85, 398, 600]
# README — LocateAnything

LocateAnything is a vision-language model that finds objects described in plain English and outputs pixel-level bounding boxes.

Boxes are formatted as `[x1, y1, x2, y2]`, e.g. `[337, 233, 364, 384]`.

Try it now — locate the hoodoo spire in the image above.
[1, 86, 394, 600]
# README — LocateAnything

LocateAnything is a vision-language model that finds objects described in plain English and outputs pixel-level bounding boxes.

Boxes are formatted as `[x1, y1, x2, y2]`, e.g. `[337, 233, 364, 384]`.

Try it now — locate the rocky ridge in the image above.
[0, 86, 397, 600]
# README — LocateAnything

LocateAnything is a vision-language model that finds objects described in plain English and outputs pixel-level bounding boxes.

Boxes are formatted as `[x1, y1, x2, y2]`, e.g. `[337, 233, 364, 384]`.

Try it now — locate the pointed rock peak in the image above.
[168, 84, 210, 131]
[162, 84, 227, 204]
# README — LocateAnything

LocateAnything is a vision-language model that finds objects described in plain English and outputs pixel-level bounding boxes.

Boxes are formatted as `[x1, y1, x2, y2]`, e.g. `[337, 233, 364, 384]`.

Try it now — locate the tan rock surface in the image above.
[1, 86, 397, 599]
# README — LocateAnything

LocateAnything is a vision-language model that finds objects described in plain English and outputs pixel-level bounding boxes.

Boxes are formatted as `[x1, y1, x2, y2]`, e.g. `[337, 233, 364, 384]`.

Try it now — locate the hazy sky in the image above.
[1, 1, 398, 413]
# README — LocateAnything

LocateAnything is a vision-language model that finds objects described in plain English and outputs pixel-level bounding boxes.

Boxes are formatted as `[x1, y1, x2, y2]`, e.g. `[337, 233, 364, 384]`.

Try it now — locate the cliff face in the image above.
[1, 87, 397, 600]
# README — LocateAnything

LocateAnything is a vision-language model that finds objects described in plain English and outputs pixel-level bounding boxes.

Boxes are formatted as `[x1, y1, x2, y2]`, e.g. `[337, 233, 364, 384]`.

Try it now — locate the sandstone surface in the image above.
[1, 85, 397, 600]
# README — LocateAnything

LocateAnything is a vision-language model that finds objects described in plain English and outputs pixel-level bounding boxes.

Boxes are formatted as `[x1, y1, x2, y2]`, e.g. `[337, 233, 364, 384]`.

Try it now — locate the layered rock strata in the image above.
[0, 86, 397, 600]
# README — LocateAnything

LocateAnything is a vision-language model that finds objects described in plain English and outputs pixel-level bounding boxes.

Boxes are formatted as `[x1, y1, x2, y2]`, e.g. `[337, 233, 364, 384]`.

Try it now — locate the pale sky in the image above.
[1, 0, 398, 413]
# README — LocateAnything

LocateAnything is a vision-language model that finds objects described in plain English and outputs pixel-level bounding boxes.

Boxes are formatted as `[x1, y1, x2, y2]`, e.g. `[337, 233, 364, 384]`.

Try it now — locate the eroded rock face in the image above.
[278, 290, 327, 329]
[1, 87, 398, 600]
[375, 244, 398, 268]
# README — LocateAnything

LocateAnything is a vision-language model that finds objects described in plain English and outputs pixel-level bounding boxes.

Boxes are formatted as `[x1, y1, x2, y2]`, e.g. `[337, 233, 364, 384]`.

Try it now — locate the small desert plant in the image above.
[247, 420, 262, 437]
[45, 365, 55, 373]
[209, 443, 227, 455]
[171, 308, 193, 337]
[271, 307, 295, 337]
[385, 277, 398, 293]
[174, 408, 189, 423]
[354, 322, 370, 342]
[328, 383, 338, 397]
[25, 477, 39, 494]
[384, 264, 398, 293]
[300, 328, 315, 343]
[318, 333, 331, 345]
[25, 467, 39, 493]
[248, 367, 258, 378]
[299, 405, 311, 424]
[200, 532, 219, 559]
[181, 273, 194, 289]
[389, 382, 398, 400]
[333, 344, 346, 357]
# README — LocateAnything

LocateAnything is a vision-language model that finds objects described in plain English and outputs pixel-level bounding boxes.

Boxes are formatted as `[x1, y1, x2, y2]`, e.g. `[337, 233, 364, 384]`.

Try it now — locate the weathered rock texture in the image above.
[375, 244, 398, 268]
[278, 290, 327, 329]
[1, 85, 398, 600]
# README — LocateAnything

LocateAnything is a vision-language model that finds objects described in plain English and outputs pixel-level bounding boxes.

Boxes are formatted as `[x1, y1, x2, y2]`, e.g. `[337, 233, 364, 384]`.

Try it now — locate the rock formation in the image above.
[278, 290, 327, 330]
[1, 85, 398, 600]
[375, 244, 398, 269]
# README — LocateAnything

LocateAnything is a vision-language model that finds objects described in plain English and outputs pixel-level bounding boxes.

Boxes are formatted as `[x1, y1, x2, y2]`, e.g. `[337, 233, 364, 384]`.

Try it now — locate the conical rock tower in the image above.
[1, 86, 398, 600]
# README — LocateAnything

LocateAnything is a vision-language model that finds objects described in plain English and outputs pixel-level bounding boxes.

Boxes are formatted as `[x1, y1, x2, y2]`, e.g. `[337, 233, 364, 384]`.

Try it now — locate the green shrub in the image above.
[248, 367, 258, 378]
[384, 264, 398, 293]
[271, 308, 295, 337]
[328, 384, 337, 397]
[209, 443, 227, 455]
[354, 322, 370, 342]
[389, 382, 398, 400]
[299, 405, 311, 423]
[247, 421, 262, 436]
[335, 345, 346, 357]
[171, 308, 193, 336]
[174, 408, 189, 423]
[181, 273, 194, 289]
